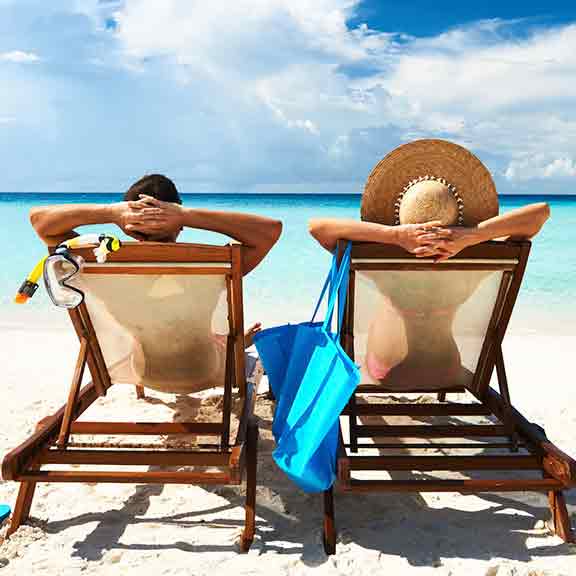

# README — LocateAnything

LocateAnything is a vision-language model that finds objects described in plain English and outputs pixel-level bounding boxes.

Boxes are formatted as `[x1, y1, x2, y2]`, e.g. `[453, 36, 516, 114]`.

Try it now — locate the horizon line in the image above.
[1, 191, 575, 199]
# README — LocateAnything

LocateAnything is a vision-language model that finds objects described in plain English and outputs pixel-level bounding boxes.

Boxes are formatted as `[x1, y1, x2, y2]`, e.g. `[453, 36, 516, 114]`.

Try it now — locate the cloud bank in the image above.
[0, 0, 575, 193]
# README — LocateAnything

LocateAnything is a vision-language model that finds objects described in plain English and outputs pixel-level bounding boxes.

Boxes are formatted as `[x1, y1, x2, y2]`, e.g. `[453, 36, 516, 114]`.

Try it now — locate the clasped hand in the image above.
[395, 221, 477, 262]
[113, 195, 184, 241]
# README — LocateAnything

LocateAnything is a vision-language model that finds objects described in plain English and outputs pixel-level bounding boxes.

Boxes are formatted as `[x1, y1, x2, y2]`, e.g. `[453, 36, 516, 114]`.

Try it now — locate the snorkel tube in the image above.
[14, 256, 47, 304]
[62, 233, 121, 263]
[14, 234, 122, 305]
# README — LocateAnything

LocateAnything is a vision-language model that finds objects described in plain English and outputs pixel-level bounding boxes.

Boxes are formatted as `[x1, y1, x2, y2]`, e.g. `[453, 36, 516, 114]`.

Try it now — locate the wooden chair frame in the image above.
[3, 242, 258, 551]
[322, 240, 575, 554]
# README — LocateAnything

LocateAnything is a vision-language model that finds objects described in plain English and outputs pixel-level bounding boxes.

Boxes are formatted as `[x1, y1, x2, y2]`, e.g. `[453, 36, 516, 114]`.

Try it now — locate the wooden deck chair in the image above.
[322, 239, 575, 554]
[2, 242, 258, 551]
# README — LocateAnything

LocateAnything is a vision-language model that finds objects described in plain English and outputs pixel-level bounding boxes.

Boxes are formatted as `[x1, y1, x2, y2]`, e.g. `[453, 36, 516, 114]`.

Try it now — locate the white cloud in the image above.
[506, 156, 576, 181]
[544, 158, 576, 178]
[100, 3, 576, 189]
[0, 50, 40, 63]
[2, 0, 576, 192]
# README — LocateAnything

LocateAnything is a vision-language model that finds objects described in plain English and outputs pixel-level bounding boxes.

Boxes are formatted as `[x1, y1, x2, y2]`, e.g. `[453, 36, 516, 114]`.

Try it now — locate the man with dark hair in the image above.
[30, 174, 283, 275]
[123, 174, 182, 205]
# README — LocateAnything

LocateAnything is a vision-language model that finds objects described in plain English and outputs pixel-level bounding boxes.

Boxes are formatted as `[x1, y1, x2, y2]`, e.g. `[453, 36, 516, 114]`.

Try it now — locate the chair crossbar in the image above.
[83, 261, 231, 268]
[344, 441, 525, 451]
[351, 258, 518, 265]
[345, 478, 564, 493]
[62, 441, 230, 450]
[18, 470, 232, 485]
[355, 424, 509, 438]
[347, 454, 541, 471]
[344, 403, 491, 416]
[69, 422, 224, 436]
[355, 385, 466, 394]
[40, 449, 231, 467]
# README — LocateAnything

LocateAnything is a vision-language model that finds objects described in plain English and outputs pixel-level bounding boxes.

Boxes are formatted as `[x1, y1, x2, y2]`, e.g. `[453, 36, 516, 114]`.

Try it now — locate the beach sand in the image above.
[0, 324, 574, 575]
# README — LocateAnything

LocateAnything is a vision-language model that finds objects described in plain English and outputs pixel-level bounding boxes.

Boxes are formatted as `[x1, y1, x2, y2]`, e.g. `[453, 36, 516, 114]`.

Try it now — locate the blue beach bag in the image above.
[254, 243, 360, 492]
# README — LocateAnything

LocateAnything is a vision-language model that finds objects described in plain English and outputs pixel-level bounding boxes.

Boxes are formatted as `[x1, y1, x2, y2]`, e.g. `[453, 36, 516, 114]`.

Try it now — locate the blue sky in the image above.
[1, 0, 575, 193]
[354, 1, 576, 37]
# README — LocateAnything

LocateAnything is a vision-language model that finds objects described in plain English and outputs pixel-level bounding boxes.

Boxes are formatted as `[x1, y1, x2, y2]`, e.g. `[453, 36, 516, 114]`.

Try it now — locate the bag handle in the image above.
[310, 250, 338, 323]
[336, 249, 351, 336]
[323, 242, 352, 335]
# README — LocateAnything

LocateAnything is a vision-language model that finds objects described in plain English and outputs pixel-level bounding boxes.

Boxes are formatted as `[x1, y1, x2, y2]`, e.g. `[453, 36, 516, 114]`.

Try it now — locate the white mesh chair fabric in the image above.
[353, 269, 503, 391]
[72, 273, 229, 393]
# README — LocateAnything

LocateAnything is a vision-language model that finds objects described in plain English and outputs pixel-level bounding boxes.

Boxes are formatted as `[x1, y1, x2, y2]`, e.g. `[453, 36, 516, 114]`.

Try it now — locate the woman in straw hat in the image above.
[309, 139, 549, 258]
[308, 139, 550, 389]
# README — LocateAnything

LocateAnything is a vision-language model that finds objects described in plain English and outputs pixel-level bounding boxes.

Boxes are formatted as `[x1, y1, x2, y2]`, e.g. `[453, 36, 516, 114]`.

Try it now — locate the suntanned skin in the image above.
[30, 194, 283, 346]
[308, 202, 550, 257]
[30, 195, 283, 275]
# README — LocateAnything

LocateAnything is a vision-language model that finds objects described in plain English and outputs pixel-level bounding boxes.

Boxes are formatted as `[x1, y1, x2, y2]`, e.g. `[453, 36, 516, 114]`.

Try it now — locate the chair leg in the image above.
[239, 420, 258, 552]
[322, 487, 336, 555]
[135, 385, 145, 399]
[6, 481, 37, 538]
[548, 490, 574, 543]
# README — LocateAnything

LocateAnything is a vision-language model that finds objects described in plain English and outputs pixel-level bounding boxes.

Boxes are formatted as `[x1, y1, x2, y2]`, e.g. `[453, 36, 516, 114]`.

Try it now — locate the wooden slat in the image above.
[231, 244, 246, 397]
[57, 339, 88, 448]
[356, 424, 508, 438]
[474, 244, 531, 399]
[68, 308, 107, 396]
[82, 267, 231, 275]
[230, 382, 255, 471]
[345, 442, 523, 450]
[337, 424, 351, 484]
[350, 240, 528, 261]
[352, 263, 516, 272]
[70, 422, 223, 435]
[221, 334, 233, 449]
[470, 272, 512, 396]
[18, 470, 230, 484]
[65, 242, 232, 263]
[348, 455, 540, 471]
[352, 259, 518, 265]
[355, 385, 465, 394]
[344, 403, 491, 416]
[66, 441, 228, 450]
[78, 302, 113, 394]
[41, 449, 230, 467]
[345, 478, 563, 493]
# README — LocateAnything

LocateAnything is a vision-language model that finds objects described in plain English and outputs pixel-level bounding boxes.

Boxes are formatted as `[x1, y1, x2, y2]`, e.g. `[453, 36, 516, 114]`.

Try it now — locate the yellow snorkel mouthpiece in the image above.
[15, 234, 121, 305]
[14, 256, 47, 303]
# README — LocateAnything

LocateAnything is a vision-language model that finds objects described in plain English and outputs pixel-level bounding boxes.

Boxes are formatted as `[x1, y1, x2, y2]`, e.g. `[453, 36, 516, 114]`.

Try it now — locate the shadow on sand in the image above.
[30, 389, 575, 569]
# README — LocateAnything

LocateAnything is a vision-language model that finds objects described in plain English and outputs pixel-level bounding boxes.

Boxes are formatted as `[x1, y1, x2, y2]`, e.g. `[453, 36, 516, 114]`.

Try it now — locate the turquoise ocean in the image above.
[1, 193, 575, 333]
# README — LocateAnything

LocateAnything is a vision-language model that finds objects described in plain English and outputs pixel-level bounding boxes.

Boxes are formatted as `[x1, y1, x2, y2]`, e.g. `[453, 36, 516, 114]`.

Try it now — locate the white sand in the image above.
[0, 324, 575, 575]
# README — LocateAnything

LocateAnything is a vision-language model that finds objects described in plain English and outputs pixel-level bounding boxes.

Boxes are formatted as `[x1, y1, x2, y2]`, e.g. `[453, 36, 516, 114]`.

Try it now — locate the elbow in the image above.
[242, 219, 282, 276]
[260, 218, 282, 253]
[538, 202, 551, 225]
[532, 202, 550, 236]
[308, 218, 325, 241]
[269, 218, 283, 246]
[258, 217, 282, 257]
[29, 207, 47, 238]
[519, 202, 550, 240]
[308, 218, 336, 252]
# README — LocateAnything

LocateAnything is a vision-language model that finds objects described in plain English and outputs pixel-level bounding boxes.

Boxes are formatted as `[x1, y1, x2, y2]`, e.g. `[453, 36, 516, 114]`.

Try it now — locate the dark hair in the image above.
[123, 174, 182, 204]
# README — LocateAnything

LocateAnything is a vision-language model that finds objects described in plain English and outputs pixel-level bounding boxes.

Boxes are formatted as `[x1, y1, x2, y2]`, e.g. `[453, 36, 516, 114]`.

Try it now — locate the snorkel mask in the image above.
[15, 234, 121, 309]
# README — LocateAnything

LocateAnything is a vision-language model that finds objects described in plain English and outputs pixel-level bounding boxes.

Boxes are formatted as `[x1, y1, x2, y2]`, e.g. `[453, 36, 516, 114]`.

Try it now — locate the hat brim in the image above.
[361, 139, 499, 226]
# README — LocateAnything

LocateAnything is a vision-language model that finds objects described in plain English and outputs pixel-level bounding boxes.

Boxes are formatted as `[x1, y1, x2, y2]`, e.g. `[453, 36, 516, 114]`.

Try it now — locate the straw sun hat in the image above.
[361, 139, 499, 226]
